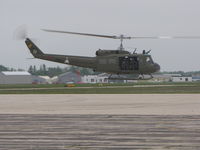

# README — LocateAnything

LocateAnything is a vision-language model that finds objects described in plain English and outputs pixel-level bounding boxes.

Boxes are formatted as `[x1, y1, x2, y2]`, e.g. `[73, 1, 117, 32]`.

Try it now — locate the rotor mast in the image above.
[118, 34, 131, 50]
[119, 35, 124, 50]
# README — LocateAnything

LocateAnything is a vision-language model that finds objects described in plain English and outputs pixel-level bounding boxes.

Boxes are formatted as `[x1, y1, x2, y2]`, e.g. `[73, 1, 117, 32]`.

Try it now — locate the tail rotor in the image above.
[13, 25, 28, 40]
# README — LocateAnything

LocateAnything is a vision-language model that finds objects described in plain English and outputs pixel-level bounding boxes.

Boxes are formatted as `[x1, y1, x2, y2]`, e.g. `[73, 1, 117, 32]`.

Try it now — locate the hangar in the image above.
[52, 71, 82, 84]
[0, 71, 32, 84]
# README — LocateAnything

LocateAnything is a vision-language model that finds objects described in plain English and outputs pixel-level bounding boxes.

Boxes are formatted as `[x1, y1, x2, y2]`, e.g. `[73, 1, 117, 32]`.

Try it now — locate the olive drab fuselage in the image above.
[25, 38, 160, 75]
[95, 53, 157, 74]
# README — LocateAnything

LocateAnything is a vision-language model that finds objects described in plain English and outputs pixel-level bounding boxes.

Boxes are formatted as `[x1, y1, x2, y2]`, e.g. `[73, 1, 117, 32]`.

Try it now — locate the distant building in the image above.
[171, 76, 192, 82]
[53, 71, 82, 84]
[0, 71, 32, 84]
[192, 76, 200, 82]
[82, 74, 108, 83]
[51, 76, 59, 84]
[32, 76, 51, 84]
[150, 74, 173, 82]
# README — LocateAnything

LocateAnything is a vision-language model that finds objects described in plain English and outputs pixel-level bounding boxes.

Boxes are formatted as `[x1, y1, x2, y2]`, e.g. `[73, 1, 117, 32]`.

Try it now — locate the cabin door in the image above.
[119, 56, 139, 71]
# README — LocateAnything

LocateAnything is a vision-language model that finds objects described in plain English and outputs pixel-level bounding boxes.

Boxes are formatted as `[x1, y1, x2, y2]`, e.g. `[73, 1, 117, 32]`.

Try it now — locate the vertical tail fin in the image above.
[25, 38, 44, 57]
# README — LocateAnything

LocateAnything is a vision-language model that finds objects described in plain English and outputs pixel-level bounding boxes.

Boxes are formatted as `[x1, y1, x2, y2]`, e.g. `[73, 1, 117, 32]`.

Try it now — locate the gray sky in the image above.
[1, 0, 200, 71]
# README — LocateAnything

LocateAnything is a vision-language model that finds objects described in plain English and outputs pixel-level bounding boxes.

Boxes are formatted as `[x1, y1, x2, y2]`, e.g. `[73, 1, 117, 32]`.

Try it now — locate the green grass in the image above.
[0, 82, 200, 94]
[0, 84, 64, 89]
[0, 81, 199, 88]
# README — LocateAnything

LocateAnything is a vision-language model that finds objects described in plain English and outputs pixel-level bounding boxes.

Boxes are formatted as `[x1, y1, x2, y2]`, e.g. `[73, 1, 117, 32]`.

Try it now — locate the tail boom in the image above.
[25, 38, 96, 69]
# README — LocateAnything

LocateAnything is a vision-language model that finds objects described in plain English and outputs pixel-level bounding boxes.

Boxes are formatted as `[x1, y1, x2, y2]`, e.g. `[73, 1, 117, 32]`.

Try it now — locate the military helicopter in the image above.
[24, 29, 200, 80]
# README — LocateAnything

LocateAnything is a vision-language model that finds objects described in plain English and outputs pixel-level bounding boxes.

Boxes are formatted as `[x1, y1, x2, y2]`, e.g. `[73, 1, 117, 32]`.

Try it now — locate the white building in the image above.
[171, 76, 192, 82]
[82, 75, 108, 83]
[0, 71, 32, 84]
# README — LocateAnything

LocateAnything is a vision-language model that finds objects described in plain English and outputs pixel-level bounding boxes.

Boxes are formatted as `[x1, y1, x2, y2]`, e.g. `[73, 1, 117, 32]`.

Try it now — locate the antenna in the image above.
[133, 48, 137, 54]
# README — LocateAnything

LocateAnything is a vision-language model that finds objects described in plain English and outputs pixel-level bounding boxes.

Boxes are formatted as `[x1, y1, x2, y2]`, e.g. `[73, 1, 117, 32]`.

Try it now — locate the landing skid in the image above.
[108, 74, 154, 80]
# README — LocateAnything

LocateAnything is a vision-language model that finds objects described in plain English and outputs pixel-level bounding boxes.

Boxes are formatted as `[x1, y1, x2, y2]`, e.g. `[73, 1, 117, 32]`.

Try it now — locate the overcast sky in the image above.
[1, 0, 200, 71]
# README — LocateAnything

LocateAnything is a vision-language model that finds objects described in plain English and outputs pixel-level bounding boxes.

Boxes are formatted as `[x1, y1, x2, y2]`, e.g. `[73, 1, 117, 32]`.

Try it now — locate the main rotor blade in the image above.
[131, 36, 200, 39]
[169, 36, 200, 39]
[42, 29, 200, 40]
[42, 29, 118, 39]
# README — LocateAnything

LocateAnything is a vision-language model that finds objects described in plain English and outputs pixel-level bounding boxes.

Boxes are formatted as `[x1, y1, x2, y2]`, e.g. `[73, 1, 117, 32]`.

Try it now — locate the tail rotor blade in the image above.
[13, 25, 28, 40]
[14, 25, 40, 45]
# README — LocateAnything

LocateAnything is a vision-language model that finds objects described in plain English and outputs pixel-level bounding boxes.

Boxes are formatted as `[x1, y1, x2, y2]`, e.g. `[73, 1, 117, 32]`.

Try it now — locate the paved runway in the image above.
[0, 94, 200, 149]
[1, 114, 200, 150]
[0, 94, 200, 115]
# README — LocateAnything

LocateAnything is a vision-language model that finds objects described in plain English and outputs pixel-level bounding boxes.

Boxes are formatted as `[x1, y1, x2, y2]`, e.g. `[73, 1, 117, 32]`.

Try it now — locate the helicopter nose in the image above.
[154, 63, 160, 72]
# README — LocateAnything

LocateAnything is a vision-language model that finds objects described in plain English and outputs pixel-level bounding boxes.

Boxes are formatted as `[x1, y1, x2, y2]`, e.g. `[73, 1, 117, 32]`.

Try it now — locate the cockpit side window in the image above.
[146, 57, 150, 62]
[146, 56, 153, 64]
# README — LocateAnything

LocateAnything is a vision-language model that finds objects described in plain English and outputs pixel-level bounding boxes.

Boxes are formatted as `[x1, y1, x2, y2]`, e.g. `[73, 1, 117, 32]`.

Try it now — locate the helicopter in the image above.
[24, 29, 200, 80]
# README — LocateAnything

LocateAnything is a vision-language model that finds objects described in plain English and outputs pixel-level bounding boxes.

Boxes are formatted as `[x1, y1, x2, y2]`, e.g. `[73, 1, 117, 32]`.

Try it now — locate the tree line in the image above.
[0, 64, 98, 77]
[0, 65, 24, 72]
[28, 64, 98, 77]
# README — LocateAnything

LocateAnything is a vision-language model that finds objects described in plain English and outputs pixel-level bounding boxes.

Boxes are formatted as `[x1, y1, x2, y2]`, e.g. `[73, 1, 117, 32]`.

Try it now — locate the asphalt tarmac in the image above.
[0, 94, 200, 115]
[0, 94, 200, 149]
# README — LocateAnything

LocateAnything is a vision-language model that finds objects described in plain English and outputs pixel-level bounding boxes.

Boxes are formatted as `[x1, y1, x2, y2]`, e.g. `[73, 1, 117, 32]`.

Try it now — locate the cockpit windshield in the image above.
[146, 56, 154, 64]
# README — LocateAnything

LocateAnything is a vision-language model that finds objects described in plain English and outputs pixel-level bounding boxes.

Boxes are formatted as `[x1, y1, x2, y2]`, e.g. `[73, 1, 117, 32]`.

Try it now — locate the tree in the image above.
[0, 65, 9, 71]
[33, 65, 36, 73]
[28, 65, 33, 74]
[47, 66, 64, 77]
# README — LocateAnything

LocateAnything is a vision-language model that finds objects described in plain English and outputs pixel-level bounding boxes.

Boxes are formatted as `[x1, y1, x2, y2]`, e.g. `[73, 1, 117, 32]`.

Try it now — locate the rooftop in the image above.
[1, 71, 31, 76]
